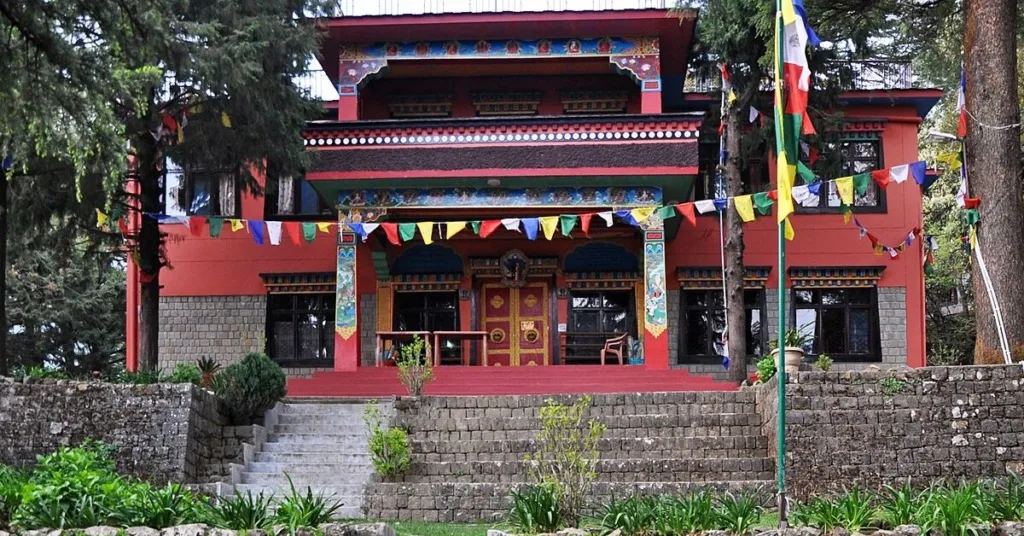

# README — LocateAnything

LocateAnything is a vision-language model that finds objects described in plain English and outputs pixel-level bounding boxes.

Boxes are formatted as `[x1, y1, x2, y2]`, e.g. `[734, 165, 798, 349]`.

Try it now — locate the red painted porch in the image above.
[286, 364, 738, 397]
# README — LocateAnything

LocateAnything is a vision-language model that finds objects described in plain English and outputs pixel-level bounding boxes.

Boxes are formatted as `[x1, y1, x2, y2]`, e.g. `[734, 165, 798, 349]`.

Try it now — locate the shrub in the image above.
[929, 482, 987, 536]
[396, 336, 433, 396]
[755, 354, 776, 384]
[715, 491, 763, 535]
[274, 475, 343, 532]
[989, 476, 1024, 522]
[657, 491, 716, 535]
[112, 483, 210, 528]
[878, 482, 929, 528]
[0, 465, 26, 528]
[598, 496, 659, 536]
[834, 487, 877, 533]
[114, 370, 163, 385]
[508, 484, 562, 534]
[880, 374, 909, 396]
[196, 357, 222, 388]
[214, 352, 286, 424]
[167, 363, 202, 385]
[363, 402, 411, 476]
[814, 353, 834, 371]
[210, 490, 274, 531]
[524, 395, 606, 528]
[795, 497, 844, 533]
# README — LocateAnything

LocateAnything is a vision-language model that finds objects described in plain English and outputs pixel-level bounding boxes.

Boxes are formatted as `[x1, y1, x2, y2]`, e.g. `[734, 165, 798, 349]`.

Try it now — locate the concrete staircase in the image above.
[231, 399, 393, 520]
[362, 390, 775, 523]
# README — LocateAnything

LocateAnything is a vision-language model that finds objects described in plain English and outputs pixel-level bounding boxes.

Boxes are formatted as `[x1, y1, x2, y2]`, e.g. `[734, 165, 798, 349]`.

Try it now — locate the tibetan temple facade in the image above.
[130, 7, 942, 394]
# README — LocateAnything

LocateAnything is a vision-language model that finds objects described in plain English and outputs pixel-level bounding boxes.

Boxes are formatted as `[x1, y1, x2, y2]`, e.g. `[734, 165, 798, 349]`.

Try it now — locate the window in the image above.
[265, 173, 334, 220]
[679, 290, 765, 364]
[792, 288, 879, 362]
[267, 294, 335, 366]
[164, 159, 239, 217]
[565, 290, 636, 364]
[799, 139, 884, 211]
[693, 141, 768, 202]
[393, 292, 459, 363]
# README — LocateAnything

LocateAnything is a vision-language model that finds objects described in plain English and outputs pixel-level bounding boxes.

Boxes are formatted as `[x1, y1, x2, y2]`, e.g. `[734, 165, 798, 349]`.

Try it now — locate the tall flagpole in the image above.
[775, 0, 789, 525]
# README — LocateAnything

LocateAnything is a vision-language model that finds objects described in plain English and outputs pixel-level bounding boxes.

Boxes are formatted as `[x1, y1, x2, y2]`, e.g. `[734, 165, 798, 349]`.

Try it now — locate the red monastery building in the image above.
[126, 5, 941, 396]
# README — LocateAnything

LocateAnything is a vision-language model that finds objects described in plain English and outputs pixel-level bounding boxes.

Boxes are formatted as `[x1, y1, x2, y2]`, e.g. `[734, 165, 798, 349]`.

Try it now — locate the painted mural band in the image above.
[337, 186, 663, 209]
[339, 36, 660, 61]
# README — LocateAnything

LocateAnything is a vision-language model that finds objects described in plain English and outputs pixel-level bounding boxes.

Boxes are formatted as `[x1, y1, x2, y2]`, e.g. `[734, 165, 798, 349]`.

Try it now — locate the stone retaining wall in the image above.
[0, 380, 237, 484]
[760, 364, 1024, 498]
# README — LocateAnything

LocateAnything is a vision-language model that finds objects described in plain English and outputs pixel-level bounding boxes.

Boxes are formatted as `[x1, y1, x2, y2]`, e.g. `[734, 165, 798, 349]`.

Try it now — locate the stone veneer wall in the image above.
[759, 365, 1024, 498]
[360, 293, 377, 367]
[0, 381, 231, 483]
[158, 296, 267, 372]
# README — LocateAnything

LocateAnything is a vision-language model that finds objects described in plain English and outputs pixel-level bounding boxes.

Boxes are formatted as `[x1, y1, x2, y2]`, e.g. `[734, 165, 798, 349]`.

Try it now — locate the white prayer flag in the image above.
[597, 211, 614, 227]
[501, 218, 521, 232]
[361, 223, 380, 242]
[694, 200, 717, 214]
[890, 165, 909, 184]
[266, 221, 283, 246]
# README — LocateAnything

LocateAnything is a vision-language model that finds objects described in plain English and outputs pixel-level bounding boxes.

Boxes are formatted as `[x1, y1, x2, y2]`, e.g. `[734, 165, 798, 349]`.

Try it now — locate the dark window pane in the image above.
[747, 308, 763, 357]
[573, 311, 600, 332]
[603, 292, 631, 309]
[272, 320, 294, 360]
[849, 309, 871, 353]
[821, 290, 844, 306]
[795, 308, 817, 353]
[821, 308, 846, 354]
[687, 291, 709, 308]
[300, 180, 319, 214]
[743, 290, 761, 307]
[847, 288, 872, 305]
[686, 310, 709, 356]
[795, 290, 815, 305]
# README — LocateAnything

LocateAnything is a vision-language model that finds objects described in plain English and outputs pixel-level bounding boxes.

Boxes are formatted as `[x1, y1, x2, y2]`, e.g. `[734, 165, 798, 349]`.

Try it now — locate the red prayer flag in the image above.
[118, 217, 129, 236]
[283, 222, 302, 245]
[866, 232, 879, 246]
[870, 169, 890, 188]
[580, 213, 593, 236]
[381, 223, 401, 246]
[188, 216, 205, 237]
[767, 190, 778, 201]
[675, 203, 697, 226]
[479, 220, 502, 238]
[963, 197, 981, 209]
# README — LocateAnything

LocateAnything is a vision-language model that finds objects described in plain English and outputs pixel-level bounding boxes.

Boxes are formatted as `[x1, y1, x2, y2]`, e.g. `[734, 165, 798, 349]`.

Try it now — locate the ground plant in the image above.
[396, 336, 434, 396]
[274, 475, 344, 532]
[880, 374, 909, 396]
[210, 490, 275, 531]
[524, 395, 606, 528]
[363, 402, 411, 476]
[755, 354, 776, 384]
[814, 353, 834, 371]
[167, 363, 202, 385]
[508, 484, 562, 534]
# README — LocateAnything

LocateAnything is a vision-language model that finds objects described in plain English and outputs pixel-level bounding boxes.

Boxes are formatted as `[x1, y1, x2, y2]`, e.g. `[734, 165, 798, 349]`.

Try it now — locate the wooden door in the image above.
[481, 282, 550, 366]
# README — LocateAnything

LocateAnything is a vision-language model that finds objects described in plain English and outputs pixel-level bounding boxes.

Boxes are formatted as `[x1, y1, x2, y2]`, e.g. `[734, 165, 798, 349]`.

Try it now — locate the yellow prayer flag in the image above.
[734, 195, 756, 222]
[416, 222, 434, 244]
[316, 222, 333, 233]
[630, 207, 656, 224]
[539, 216, 558, 240]
[228, 219, 244, 232]
[776, 153, 795, 223]
[781, 0, 797, 24]
[446, 221, 466, 240]
[95, 209, 109, 228]
[728, 89, 738, 104]
[843, 208, 853, 224]
[177, 126, 184, 144]
[784, 219, 795, 240]
[221, 112, 232, 128]
[835, 176, 855, 206]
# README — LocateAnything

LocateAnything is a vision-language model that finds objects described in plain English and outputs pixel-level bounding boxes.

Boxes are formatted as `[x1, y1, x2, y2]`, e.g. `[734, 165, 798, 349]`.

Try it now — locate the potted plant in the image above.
[769, 328, 812, 375]
[196, 356, 222, 388]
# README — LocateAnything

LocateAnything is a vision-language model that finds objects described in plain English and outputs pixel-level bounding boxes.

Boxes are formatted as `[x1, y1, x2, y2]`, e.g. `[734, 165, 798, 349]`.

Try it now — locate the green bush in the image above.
[598, 495, 659, 536]
[656, 491, 716, 535]
[508, 484, 562, 534]
[755, 354, 776, 384]
[167, 363, 202, 385]
[114, 370, 163, 385]
[0, 466, 26, 528]
[111, 483, 210, 528]
[274, 475, 343, 532]
[214, 352, 286, 424]
[396, 335, 433, 396]
[363, 402, 411, 476]
[210, 490, 274, 531]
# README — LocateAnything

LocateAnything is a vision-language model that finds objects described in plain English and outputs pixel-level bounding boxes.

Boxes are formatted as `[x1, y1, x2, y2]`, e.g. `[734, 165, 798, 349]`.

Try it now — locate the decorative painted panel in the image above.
[610, 55, 662, 90]
[335, 239, 357, 340]
[643, 237, 667, 338]
[788, 266, 886, 288]
[675, 266, 773, 289]
[337, 186, 662, 209]
[339, 36, 659, 61]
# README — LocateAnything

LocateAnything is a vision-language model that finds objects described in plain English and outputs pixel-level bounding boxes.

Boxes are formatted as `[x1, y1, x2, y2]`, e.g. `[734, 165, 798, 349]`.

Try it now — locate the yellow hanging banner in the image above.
[228, 219, 244, 232]
[733, 195, 756, 222]
[95, 209, 109, 228]
[835, 176, 855, 206]
[539, 216, 558, 240]
[446, 221, 466, 240]
[630, 206, 656, 224]
[417, 221, 434, 245]
[316, 222, 333, 233]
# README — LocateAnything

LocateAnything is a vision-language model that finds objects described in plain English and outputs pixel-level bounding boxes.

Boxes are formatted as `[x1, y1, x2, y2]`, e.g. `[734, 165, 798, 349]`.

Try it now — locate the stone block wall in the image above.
[158, 296, 266, 372]
[0, 381, 231, 483]
[667, 289, 679, 361]
[761, 365, 1024, 498]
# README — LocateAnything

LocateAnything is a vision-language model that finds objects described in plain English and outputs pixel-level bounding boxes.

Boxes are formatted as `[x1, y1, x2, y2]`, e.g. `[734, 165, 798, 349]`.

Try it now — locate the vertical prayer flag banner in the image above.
[416, 221, 434, 244]
[835, 176, 855, 206]
[301, 222, 317, 243]
[539, 216, 558, 240]
[522, 218, 539, 240]
[398, 222, 416, 242]
[446, 221, 466, 239]
[734, 195, 756, 222]
[559, 215, 578, 236]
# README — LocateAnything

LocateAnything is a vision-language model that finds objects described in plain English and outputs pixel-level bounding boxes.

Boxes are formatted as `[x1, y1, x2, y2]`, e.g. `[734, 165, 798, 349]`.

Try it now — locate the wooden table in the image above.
[375, 331, 431, 367]
[433, 331, 489, 366]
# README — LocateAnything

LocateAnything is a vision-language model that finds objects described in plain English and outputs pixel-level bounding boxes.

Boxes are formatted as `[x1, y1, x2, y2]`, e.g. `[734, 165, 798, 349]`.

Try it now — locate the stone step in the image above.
[239, 473, 372, 490]
[261, 442, 373, 454]
[267, 433, 370, 444]
[399, 412, 762, 433]
[256, 451, 373, 463]
[412, 435, 768, 458]
[278, 402, 390, 415]
[277, 413, 393, 425]
[399, 391, 757, 410]
[362, 480, 774, 523]
[386, 457, 775, 484]
[273, 423, 372, 434]
[246, 461, 374, 474]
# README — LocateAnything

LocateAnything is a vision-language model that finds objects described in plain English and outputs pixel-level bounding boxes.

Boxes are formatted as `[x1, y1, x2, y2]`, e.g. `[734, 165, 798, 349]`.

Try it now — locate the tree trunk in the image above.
[136, 138, 162, 372]
[0, 166, 7, 377]
[964, 0, 1024, 363]
[724, 106, 748, 384]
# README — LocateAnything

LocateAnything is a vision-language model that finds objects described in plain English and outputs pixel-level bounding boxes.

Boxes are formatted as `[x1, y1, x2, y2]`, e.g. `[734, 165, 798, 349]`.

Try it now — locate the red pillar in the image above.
[334, 231, 360, 371]
[338, 91, 358, 121]
[125, 175, 140, 371]
[642, 227, 669, 369]
[640, 81, 662, 114]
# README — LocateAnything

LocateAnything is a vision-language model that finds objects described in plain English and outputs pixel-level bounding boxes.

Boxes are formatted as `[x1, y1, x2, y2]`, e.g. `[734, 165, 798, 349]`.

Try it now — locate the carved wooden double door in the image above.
[480, 282, 550, 366]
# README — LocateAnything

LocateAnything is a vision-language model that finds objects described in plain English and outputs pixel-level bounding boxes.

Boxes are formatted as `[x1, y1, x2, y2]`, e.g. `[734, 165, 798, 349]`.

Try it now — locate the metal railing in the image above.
[335, 0, 668, 16]
[683, 60, 916, 93]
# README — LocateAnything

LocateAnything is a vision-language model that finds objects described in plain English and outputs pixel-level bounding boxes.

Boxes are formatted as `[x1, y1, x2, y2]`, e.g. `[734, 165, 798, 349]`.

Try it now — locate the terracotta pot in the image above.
[771, 346, 805, 375]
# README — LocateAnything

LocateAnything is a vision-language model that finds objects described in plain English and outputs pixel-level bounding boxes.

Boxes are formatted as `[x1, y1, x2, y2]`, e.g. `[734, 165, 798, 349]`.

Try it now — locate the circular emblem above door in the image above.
[500, 249, 529, 288]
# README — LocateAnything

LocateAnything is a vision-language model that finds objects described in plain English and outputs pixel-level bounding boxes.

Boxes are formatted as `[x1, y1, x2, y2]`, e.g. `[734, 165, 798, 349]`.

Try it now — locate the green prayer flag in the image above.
[399, 222, 416, 242]
[924, 259, 935, 276]
[208, 217, 225, 238]
[559, 215, 578, 236]
[655, 206, 677, 220]
[301, 222, 317, 243]
[796, 161, 816, 183]
[752, 192, 774, 215]
[965, 208, 981, 226]
[470, 221, 481, 235]
[853, 173, 872, 196]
